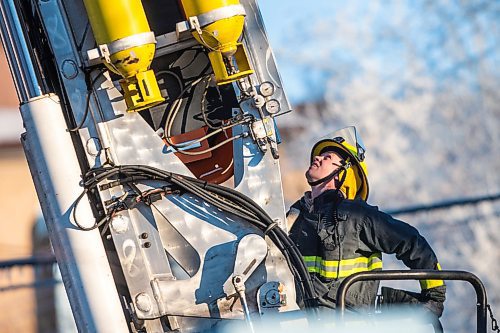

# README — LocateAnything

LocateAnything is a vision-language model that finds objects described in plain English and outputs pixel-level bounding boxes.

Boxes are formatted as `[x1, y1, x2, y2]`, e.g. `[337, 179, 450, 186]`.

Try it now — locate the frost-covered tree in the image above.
[262, 1, 500, 332]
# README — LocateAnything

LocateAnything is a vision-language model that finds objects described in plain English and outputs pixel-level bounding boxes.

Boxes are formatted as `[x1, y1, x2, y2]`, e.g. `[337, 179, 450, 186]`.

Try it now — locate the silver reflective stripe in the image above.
[196, 4, 246, 28]
[304, 261, 317, 269]
[107, 31, 157, 55]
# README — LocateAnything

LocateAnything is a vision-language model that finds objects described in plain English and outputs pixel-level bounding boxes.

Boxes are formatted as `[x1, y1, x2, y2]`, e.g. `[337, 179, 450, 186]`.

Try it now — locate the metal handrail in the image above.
[336, 270, 487, 333]
[0, 255, 56, 269]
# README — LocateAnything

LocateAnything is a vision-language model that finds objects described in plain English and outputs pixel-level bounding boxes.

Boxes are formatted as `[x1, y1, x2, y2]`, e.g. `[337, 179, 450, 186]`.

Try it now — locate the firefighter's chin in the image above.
[305, 169, 316, 183]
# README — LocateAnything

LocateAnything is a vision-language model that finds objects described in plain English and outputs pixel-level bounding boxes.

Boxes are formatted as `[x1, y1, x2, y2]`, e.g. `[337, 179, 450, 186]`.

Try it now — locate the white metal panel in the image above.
[20, 94, 129, 333]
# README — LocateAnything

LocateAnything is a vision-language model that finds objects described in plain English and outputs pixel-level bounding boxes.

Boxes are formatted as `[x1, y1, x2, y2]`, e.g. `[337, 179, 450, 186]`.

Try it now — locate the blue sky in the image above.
[257, 0, 500, 104]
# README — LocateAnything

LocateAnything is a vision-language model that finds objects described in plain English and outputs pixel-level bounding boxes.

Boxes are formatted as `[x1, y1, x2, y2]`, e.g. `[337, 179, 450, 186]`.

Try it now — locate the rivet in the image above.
[61, 59, 78, 80]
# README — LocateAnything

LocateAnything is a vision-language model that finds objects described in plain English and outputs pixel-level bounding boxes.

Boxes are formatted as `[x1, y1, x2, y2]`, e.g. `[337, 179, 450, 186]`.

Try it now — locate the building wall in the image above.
[0, 45, 40, 332]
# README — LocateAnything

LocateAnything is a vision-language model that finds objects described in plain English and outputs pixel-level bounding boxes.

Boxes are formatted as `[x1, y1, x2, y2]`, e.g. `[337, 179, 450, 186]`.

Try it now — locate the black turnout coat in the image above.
[288, 190, 443, 309]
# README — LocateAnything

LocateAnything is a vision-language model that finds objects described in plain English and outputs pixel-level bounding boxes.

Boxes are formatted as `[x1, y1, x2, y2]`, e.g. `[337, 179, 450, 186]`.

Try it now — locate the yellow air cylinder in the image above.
[179, 0, 254, 85]
[83, 0, 164, 112]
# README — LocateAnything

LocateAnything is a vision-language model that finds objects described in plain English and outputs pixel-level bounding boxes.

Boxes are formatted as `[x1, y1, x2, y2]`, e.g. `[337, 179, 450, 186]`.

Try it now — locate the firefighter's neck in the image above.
[311, 180, 336, 200]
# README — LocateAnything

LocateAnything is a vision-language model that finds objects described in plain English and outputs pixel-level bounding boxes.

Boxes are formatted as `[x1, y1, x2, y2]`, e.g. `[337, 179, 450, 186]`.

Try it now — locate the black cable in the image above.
[72, 188, 110, 231]
[94, 165, 263, 225]
[78, 164, 317, 304]
[170, 176, 258, 220]
[69, 68, 106, 132]
[85, 166, 266, 230]
[129, 165, 316, 297]
[124, 166, 259, 222]
[72, 189, 91, 230]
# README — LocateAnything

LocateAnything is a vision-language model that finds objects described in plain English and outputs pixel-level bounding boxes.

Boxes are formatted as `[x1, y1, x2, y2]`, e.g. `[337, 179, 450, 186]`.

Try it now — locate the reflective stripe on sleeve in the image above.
[419, 263, 445, 289]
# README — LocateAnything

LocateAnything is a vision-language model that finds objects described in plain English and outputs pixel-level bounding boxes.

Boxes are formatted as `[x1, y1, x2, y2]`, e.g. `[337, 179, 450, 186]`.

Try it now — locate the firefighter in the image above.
[287, 126, 446, 317]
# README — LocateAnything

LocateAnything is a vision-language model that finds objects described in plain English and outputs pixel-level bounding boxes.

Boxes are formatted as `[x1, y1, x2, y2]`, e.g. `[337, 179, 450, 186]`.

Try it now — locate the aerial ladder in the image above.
[0, 1, 495, 332]
[0, 0, 304, 331]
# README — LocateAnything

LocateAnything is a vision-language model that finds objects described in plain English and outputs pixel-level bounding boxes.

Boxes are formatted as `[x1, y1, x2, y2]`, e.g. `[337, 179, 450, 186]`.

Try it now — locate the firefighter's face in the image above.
[306, 151, 344, 184]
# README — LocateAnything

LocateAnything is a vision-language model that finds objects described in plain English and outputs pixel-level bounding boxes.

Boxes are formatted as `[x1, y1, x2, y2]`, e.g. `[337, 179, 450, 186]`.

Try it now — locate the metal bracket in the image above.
[188, 16, 203, 36]
[258, 281, 287, 312]
[98, 44, 111, 64]
[249, 117, 278, 157]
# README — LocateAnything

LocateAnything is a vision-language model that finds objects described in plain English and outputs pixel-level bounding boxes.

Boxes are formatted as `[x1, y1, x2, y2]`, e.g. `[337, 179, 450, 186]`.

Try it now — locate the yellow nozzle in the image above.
[120, 70, 164, 112]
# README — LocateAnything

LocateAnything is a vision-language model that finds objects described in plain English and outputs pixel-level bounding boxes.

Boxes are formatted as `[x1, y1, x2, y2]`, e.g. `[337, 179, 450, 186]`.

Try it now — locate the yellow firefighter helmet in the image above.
[310, 126, 369, 200]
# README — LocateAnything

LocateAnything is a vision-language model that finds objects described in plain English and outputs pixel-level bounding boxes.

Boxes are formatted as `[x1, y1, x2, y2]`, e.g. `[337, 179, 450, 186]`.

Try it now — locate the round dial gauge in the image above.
[265, 99, 281, 114]
[259, 81, 275, 97]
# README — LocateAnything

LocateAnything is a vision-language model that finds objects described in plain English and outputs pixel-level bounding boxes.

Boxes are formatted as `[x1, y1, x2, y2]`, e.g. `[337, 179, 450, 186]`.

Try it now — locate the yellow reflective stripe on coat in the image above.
[303, 253, 382, 279]
[419, 262, 445, 289]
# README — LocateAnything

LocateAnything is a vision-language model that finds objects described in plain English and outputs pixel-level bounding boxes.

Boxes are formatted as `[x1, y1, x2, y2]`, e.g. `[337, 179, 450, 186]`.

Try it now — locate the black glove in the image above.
[381, 285, 446, 318]
[421, 285, 446, 318]
[381, 286, 421, 306]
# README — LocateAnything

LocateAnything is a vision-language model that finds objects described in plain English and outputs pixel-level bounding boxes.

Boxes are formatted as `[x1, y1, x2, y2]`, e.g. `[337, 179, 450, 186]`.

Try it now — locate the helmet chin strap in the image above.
[307, 160, 351, 188]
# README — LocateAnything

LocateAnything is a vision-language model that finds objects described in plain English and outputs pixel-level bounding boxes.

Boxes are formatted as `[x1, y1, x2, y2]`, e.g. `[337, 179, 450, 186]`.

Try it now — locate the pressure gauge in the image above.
[259, 81, 275, 97]
[265, 99, 281, 115]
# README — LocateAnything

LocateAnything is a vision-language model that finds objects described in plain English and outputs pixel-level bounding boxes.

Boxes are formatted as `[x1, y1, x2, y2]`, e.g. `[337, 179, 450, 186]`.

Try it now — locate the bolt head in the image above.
[135, 293, 152, 312]
[253, 95, 266, 108]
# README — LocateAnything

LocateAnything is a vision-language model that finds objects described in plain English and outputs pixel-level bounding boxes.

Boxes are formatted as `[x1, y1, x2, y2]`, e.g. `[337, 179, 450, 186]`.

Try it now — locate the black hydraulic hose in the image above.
[193, 179, 272, 219]
[172, 174, 316, 295]
[85, 165, 271, 234]
[275, 230, 315, 295]
[167, 179, 262, 225]
[211, 191, 309, 290]
[195, 181, 278, 228]
[99, 175, 152, 190]
[126, 165, 264, 223]
[96, 165, 263, 225]
[171, 174, 314, 297]
[83, 167, 123, 186]
[157, 172, 313, 292]
[81, 165, 317, 303]
[136, 166, 316, 300]
[163, 174, 263, 224]
[183, 177, 316, 298]
[192, 184, 264, 222]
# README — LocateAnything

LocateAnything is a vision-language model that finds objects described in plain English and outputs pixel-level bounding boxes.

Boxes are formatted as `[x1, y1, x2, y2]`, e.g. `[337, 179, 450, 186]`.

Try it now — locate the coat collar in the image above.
[301, 190, 344, 213]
